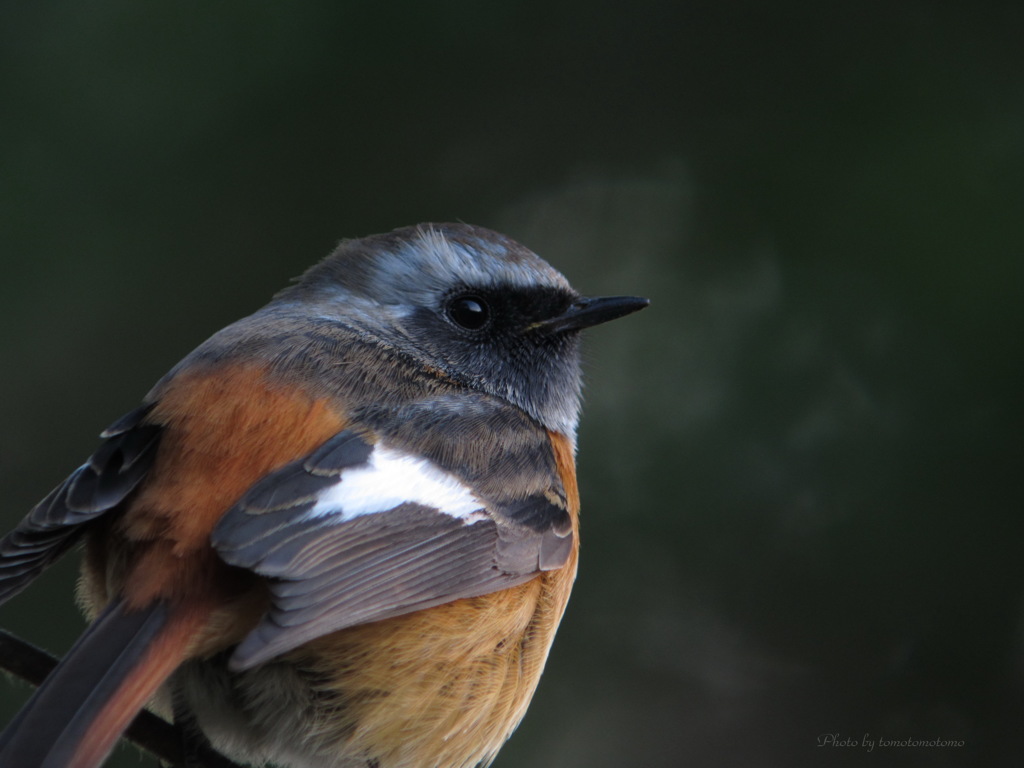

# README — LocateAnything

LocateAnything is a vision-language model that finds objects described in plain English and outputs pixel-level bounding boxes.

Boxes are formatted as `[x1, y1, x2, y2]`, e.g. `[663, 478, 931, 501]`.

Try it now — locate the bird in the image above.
[0, 222, 648, 768]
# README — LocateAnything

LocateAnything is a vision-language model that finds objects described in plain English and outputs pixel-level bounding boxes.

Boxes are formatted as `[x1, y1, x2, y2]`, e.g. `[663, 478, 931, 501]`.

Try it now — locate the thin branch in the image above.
[0, 629, 243, 768]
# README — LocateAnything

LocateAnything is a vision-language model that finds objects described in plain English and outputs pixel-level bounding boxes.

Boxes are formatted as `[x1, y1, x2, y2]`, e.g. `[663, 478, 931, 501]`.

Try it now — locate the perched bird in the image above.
[0, 223, 648, 768]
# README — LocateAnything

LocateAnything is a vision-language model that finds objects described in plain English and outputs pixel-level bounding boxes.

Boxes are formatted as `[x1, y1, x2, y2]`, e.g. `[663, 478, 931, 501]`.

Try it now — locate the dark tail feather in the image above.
[0, 598, 201, 768]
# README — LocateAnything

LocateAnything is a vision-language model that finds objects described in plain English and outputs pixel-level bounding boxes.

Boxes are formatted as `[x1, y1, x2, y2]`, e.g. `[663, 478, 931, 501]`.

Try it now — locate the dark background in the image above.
[1, 2, 1022, 766]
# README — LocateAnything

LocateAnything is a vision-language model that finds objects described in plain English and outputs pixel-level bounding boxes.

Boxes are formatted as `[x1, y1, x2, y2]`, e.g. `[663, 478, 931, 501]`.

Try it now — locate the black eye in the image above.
[447, 294, 491, 330]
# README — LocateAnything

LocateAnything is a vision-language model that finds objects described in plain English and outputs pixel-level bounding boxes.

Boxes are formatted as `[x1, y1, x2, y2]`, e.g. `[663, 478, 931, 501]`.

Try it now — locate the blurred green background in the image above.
[1, 2, 1022, 766]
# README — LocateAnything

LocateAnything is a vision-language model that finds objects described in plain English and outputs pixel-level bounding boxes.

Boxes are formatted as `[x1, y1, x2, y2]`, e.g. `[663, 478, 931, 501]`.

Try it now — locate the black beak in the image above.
[536, 295, 649, 334]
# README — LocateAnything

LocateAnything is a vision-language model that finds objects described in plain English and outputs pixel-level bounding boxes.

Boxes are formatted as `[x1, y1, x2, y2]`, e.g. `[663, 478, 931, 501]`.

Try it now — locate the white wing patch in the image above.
[309, 445, 486, 522]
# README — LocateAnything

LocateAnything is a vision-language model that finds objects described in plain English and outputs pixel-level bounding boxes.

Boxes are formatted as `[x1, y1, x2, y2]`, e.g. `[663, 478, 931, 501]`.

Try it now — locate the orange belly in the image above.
[291, 552, 577, 767]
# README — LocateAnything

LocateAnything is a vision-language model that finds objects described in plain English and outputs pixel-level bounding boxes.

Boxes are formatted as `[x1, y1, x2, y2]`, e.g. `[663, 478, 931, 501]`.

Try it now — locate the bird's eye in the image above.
[447, 294, 490, 330]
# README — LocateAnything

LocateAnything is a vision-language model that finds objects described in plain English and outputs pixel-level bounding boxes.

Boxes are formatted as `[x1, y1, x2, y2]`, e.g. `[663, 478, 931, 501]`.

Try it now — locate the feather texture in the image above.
[0, 405, 159, 605]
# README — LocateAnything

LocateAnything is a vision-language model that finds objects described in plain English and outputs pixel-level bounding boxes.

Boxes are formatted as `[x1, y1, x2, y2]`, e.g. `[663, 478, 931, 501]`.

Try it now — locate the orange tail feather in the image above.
[0, 599, 209, 768]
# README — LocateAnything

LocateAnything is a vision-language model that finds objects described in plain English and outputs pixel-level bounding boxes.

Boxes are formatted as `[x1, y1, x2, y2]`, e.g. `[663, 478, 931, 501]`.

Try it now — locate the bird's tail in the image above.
[0, 598, 206, 768]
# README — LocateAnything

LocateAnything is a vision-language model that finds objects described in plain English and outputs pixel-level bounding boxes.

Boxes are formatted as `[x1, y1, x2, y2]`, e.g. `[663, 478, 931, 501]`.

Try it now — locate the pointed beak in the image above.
[535, 295, 649, 334]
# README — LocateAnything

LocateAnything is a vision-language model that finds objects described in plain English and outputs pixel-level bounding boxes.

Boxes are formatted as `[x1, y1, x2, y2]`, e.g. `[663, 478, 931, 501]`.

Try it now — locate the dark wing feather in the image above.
[222, 506, 527, 669]
[212, 427, 572, 670]
[0, 404, 161, 605]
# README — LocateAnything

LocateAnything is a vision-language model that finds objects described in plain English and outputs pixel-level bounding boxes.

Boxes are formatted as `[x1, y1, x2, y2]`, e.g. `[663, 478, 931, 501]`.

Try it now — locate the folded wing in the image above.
[212, 429, 573, 669]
